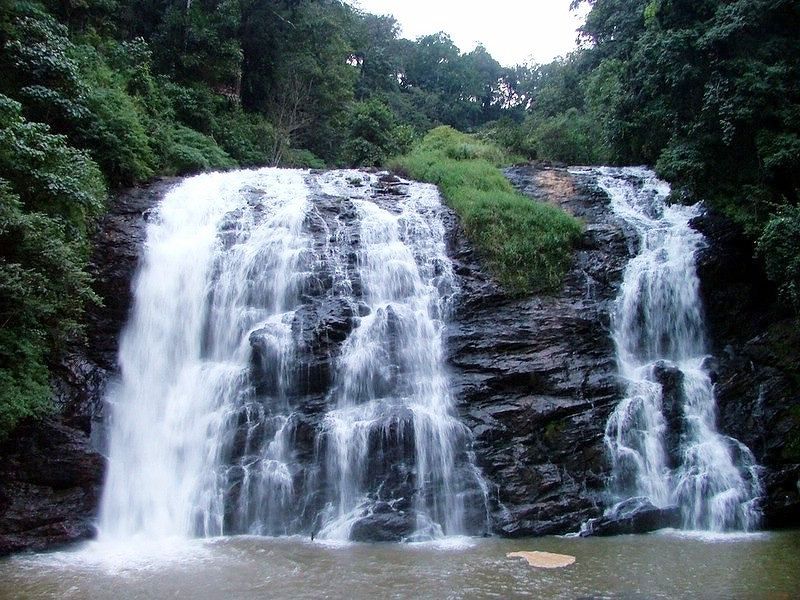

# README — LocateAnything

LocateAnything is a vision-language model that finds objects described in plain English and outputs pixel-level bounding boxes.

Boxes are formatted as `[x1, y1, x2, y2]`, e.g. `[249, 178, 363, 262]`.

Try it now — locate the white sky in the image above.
[350, 0, 588, 66]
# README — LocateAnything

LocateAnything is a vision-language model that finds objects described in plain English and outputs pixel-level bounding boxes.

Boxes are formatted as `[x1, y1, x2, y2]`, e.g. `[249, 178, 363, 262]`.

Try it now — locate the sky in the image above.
[350, 0, 589, 66]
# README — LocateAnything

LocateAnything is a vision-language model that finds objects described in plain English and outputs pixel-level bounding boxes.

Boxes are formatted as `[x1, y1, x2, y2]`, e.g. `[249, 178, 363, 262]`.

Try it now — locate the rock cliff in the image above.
[2, 166, 798, 554]
[0, 178, 179, 556]
[447, 165, 633, 535]
[692, 211, 800, 528]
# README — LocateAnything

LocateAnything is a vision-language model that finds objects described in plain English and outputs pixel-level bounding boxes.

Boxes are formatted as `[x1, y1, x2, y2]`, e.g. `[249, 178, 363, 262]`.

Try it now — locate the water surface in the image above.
[2, 531, 798, 599]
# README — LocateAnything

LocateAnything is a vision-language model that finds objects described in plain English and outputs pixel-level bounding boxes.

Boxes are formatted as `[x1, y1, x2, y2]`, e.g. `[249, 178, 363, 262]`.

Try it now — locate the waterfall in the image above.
[98, 168, 487, 543]
[578, 166, 761, 532]
[313, 173, 477, 540]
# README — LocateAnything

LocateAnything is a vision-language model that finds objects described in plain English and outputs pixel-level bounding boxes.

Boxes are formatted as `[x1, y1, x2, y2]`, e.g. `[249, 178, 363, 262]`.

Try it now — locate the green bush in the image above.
[162, 81, 221, 134]
[478, 118, 539, 161]
[281, 148, 326, 169]
[341, 98, 412, 167]
[163, 124, 236, 175]
[530, 109, 603, 165]
[213, 109, 277, 167]
[81, 85, 156, 185]
[390, 126, 582, 294]
[0, 94, 105, 239]
[0, 95, 107, 437]
[758, 206, 800, 312]
[0, 180, 100, 437]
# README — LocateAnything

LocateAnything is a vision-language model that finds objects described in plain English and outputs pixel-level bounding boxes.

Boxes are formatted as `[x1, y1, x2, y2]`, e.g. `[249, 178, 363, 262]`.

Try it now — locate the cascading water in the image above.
[99, 167, 487, 544]
[575, 166, 761, 532]
[99, 169, 312, 540]
[314, 174, 480, 540]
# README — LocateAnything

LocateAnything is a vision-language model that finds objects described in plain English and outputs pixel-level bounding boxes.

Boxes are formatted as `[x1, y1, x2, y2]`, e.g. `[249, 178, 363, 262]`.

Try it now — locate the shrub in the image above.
[390, 126, 582, 294]
[0, 94, 105, 239]
[281, 148, 326, 169]
[81, 85, 156, 185]
[758, 206, 800, 312]
[530, 109, 603, 165]
[0, 179, 100, 437]
[341, 98, 412, 167]
[213, 109, 277, 167]
[163, 124, 236, 175]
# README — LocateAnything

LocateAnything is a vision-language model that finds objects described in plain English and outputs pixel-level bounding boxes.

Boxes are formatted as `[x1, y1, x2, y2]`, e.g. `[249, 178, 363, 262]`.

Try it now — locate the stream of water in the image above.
[572, 166, 761, 531]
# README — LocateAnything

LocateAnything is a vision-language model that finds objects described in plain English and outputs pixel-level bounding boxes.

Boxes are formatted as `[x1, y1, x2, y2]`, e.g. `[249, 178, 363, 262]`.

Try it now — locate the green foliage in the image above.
[152, 0, 242, 88]
[0, 177, 101, 436]
[390, 127, 582, 294]
[0, 94, 105, 238]
[163, 124, 235, 175]
[480, 109, 605, 165]
[281, 148, 325, 170]
[758, 207, 800, 312]
[572, 0, 800, 210]
[529, 109, 604, 165]
[82, 85, 156, 185]
[0, 87, 107, 436]
[477, 118, 538, 161]
[341, 98, 414, 167]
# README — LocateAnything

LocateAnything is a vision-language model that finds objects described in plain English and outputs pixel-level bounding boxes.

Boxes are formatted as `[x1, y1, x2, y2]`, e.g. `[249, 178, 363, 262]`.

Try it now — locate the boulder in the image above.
[349, 511, 416, 542]
[579, 497, 681, 537]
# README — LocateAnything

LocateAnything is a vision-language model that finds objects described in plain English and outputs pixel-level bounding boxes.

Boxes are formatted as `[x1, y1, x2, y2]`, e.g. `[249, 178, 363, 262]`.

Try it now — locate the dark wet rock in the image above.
[349, 511, 416, 542]
[446, 166, 635, 536]
[0, 419, 105, 556]
[580, 498, 681, 537]
[692, 209, 800, 529]
[87, 178, 181, 369]
[652, 361, 684, 467]
[1, 179, 175, 555]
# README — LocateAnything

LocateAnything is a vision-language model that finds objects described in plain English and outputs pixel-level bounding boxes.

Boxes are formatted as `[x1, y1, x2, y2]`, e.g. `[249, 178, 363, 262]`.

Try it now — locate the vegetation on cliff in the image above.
[391, 127, 582, 294]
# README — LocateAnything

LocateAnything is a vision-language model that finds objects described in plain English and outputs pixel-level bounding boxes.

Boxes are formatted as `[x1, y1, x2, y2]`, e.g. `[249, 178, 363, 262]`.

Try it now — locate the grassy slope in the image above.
[389, 126, 582, 295]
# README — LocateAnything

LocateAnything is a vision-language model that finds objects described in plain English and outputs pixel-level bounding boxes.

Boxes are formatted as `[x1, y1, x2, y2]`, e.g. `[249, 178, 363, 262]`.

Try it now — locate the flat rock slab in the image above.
[507, 551, 576, 568]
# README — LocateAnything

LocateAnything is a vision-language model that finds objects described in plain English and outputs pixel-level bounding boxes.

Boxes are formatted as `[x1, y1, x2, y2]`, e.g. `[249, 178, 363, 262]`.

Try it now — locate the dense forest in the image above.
[1, 0, 799, 435]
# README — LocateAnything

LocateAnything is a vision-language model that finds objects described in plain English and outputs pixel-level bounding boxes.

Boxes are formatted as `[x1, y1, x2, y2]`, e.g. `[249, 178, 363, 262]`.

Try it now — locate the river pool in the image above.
[1, 530, 798, 599]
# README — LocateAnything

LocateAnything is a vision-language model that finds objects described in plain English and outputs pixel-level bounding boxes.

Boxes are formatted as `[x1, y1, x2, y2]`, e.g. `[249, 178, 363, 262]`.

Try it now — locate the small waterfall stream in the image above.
[576, 166, 761, 531]
[99, 168, 487, 543]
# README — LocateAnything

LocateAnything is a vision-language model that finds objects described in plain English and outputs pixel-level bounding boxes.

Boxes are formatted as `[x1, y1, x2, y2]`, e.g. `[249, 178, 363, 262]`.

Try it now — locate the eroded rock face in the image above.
[446, 165, 635, 536]
[692, 210, 800, 529]
[0, 419, 105, 555]
[0, 178, 179, 556]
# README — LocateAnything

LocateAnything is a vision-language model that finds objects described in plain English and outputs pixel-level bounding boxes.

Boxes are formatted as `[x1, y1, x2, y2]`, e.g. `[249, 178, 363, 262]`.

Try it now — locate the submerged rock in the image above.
[507, 550, 576, 568]
[579, 497, 681, 537]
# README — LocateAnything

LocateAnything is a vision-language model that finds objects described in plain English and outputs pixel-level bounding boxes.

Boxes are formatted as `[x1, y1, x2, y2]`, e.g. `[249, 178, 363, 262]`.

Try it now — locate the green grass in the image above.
[389, 126, 582, 295]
